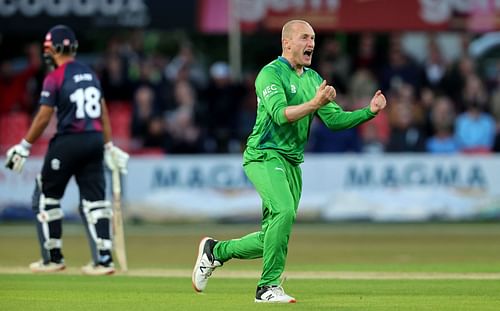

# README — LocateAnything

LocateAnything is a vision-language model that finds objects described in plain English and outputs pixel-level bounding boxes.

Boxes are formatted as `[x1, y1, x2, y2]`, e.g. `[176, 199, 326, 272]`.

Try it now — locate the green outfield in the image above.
[1, 222, 499, 310]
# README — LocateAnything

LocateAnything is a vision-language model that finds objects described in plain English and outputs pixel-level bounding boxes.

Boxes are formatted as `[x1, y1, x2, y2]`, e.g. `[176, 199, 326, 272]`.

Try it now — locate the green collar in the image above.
[277, 56, 309, 73]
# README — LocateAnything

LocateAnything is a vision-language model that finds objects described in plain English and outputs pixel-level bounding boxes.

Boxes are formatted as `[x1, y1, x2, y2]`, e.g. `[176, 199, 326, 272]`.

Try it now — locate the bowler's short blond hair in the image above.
[281, 20, 312, 41]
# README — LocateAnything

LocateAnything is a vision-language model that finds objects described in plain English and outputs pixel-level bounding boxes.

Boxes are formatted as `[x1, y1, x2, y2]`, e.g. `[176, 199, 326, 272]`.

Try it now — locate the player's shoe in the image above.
[81, 262, 115, 275]
[255, 285, 297, 303]
[192, 237, 222, 292]
[29, 259, 65, 273]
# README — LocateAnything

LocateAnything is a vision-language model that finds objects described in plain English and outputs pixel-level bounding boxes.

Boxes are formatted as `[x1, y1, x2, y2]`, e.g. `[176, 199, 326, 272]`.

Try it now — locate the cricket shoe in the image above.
[255, 285, 297, 303]
[81, 262, 115, 275]
[192, 237, 222, 292]
[29, 259, 65, 273]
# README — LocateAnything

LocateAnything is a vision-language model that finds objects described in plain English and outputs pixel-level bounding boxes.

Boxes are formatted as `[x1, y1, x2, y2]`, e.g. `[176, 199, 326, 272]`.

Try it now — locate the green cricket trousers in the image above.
[213, 150, 302, 286]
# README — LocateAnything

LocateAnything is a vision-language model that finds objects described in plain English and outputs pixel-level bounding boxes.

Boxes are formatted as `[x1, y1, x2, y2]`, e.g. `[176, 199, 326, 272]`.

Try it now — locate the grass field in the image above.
[1, 222, 500, 310]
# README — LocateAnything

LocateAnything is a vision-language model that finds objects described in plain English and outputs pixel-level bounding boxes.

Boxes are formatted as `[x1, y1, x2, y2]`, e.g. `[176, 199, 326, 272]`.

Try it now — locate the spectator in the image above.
[353, 32, 379, 74]
[164, 41, 207, 90]
[236, 70, 258, 148]
[421, 38, 447, 92]
[308, 119, 362, 153]
[386, 101, 426, 152]
[0, 43, 42, 114]
[316, 37, 351, 94]
[99, 52, 133, 102]
[164, 80, 203, 153]
[379, 34, 422, 93]
[130, 85, 166, 150]
[454, 75, 495, 153]
[442, 56, 477, 112]
[24, 42, 45, 115]
[418, 87, 437, 138]
[202, 61, 244, 153]
[349, 68, 379, 104]
[426, 96, 458, 153]
[348, 68, 389, 153]
[308, 94, 362, 153]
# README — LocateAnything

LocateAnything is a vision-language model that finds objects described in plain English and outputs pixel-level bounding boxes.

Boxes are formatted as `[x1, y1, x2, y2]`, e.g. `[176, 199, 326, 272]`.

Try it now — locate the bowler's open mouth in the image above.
[304, 50, 313, 57]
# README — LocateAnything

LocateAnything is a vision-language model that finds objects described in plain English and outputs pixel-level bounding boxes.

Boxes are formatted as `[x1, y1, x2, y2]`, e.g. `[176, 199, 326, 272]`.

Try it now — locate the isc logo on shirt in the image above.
[262, 84, 278, 98]
[291, 84, 296, 93]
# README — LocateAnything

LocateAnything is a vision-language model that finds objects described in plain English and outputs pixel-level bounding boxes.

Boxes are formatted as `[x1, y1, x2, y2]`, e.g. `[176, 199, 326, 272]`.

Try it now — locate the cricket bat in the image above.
[112, 168, 128, 272]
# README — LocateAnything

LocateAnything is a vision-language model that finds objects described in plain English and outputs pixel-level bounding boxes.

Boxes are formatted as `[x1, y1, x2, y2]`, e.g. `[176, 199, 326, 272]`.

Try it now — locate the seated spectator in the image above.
[236, 70, 258, 148]
[164, 80, 203, 154]
[164, 41, 207, 90]
[379, 35, 421, 93]
[418, 87, 436, 138]
[202, 61, 244, 153]
[454, 74, 495, 153]
[353, 32, 380, 74]
[386, 101, 426, 152]
[0, 44, 42, 114]
[455, 108, 495, 153]
[349, 68, 378, 103]
[143, 116, 167, 149]
[308, 94, 362, 153]
[308, 119, 362, 153]
[316, 37, 351, 94]
[100, 52, 133, 102]
[442, 56, 477, 112]
[23, 42, 45, 115]
[130, 85, 166, 151]
[426, 97, 459, 153]
[421, 38, 447, 92]
[349, 69, 388, 153]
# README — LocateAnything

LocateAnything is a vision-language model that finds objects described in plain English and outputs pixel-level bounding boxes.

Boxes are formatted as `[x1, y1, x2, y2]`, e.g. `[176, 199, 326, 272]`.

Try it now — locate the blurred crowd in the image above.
[1, 30, 500, 155]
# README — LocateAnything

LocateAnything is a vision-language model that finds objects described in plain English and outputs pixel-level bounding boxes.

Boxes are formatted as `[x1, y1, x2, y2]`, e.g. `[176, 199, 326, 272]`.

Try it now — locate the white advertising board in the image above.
[1, 154, 499, 221]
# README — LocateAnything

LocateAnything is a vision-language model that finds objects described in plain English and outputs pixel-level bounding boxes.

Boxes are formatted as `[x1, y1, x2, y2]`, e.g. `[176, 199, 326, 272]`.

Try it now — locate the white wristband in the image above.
[104, 141, 114, 150]
[20, 139, 32, 150]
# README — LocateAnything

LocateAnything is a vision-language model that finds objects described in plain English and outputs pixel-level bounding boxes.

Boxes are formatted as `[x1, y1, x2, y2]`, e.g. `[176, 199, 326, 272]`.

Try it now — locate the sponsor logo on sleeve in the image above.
[262, 84, 278, 98]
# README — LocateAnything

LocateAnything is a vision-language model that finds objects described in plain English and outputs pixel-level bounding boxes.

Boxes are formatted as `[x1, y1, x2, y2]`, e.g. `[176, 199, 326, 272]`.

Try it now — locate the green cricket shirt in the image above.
[244, 56, 376, 166]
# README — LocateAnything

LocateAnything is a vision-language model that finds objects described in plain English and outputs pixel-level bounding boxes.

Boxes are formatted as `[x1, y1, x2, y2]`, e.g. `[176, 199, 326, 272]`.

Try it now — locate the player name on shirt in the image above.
[73, 73, 93, 83]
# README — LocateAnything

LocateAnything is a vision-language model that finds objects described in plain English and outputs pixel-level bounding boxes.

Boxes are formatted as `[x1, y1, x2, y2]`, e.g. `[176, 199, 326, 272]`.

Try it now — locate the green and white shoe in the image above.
[255, 285, 296, 303]
[192, 237, 222, 292]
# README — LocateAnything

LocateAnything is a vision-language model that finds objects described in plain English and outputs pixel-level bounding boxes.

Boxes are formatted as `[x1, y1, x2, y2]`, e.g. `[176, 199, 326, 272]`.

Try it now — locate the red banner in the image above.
[198, 0, 500, 33]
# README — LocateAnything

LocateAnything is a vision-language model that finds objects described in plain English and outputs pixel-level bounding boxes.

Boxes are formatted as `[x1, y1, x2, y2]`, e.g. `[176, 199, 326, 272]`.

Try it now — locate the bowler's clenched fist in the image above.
[369, 90, 387, 114]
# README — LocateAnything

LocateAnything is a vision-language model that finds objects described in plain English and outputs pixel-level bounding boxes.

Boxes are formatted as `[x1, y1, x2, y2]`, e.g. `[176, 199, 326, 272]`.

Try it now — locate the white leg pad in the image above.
[82, 199, 113, 251]
[38, 195, 63, 250]
[96, 238, 113, 250]
[37, 208, 64, 223]
[44, 238, 63, 250]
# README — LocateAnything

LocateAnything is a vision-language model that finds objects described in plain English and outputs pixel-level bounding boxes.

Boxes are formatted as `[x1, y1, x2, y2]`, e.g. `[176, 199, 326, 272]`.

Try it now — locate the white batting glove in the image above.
[104, 142, 129, 174]
[5, 139, 31, 173]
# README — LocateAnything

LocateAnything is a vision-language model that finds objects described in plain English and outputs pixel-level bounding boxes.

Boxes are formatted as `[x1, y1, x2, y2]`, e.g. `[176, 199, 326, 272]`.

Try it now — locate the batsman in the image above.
[192, 20, 387, 302]
[4, 25, 129, 275]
